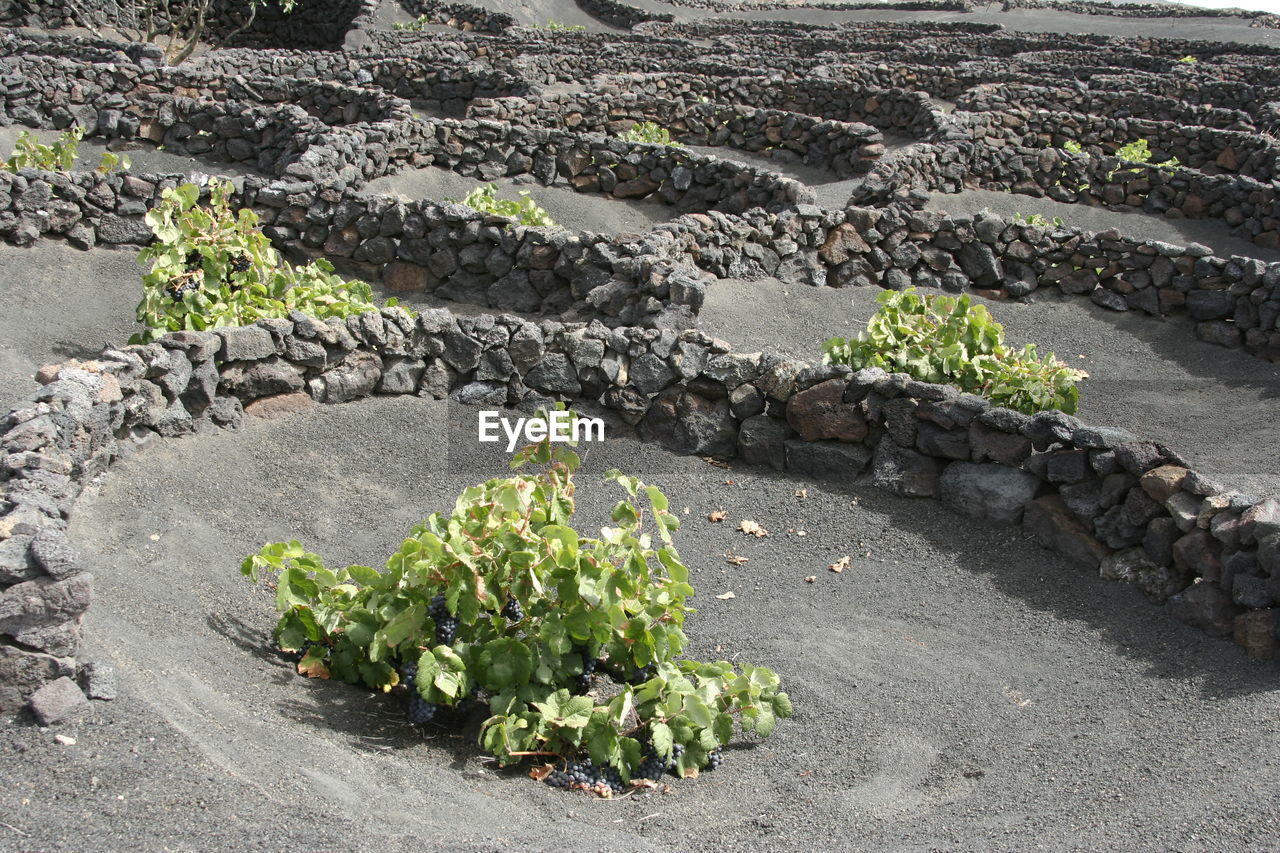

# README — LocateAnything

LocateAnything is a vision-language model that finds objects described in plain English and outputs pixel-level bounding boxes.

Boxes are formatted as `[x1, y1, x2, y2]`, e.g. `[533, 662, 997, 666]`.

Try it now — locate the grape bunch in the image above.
[544, 760, 624, 795]
[633, 750, 669, 782]
[628, 664, 656, 685]
[183, 252, 203, 273]
[501, 595, 524, 621]
[400, 661, 418, 686]
[165, 278, 199, 301]
[430, 594, 459, 645]
[706, 748, 724, 771]
[229, 253, 252, 274]
[407, 692, 437, 725]
[573, 648, 597, 694]
[634, 742, 684, 781]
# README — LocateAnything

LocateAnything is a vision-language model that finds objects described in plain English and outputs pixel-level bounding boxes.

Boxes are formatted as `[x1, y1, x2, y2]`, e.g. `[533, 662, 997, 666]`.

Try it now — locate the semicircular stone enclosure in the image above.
[1, 0, 1279, 741]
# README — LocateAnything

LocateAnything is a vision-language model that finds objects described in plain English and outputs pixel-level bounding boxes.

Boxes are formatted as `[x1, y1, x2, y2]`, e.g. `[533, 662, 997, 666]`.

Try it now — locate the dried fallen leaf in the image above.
[789, 528, 807, 537]
[703, 457, 733, 470]
[682, 506, 690, 515]
[724, 479, 735, 486]
[298, 658, 331, 679]
[725, 552, 749, 566]
[739, 520, 768, 537]
[829, 555, 852, 574]
[682, 766, 700, 779]
[54, 735, 76, 746]
[795, 489, 808, 498]
[715, 591, 736, 600]
[804, 575, 817, 583]
[708, 509, 728, 523]
[529, 764, 555, 782]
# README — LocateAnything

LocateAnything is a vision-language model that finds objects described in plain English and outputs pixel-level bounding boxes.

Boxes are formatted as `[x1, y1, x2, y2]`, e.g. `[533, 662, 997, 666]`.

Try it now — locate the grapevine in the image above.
[132, 178, 403, 343]
[242, 408, 792, 795]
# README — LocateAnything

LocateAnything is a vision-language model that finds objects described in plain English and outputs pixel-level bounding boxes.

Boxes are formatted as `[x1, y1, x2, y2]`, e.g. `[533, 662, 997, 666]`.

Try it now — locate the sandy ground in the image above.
[0, 245, 142, 416]
[0, 126, 264, 180]
[360, 165, 681, 234]
[699, 277, 1280, 496]
[4, 6, 1280, 849]
[0, 394, 1271, 850]
[927, 188, 1280, 265]
[616, 0, 1280, 45]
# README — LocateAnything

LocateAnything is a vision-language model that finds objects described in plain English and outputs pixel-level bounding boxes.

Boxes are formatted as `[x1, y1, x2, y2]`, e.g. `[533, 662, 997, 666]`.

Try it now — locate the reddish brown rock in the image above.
[244, 392, 316, 420]
[382, 261, 429, 292]
[818, 223, 871, 264]
[786, 379, 867, 443]
[1139, 465, 1188, 502]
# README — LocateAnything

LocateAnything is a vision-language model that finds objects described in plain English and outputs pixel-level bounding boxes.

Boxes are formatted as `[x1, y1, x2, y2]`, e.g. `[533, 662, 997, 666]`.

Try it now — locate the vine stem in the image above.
[506, 750, 564, 758]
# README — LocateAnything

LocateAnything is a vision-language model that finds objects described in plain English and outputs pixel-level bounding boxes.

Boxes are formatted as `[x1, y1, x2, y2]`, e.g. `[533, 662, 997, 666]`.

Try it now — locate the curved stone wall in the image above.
[4, 7, 1280, 716]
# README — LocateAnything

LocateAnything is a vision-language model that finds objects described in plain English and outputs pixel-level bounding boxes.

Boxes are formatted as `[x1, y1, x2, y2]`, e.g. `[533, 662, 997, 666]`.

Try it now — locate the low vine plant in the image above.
[392, 13, 433, 30]
[533, 19, 586, 31]
[1109, 138, 1179, 181]
[450, 182, 557, 228]
[1013, 212, 1063, 228]
[822, 288, 1087, 415]
[132, 178, 398, 343]
[2, 126, 129, 174]
[242, 415, 792, 796]
[619, 121, 684, 147]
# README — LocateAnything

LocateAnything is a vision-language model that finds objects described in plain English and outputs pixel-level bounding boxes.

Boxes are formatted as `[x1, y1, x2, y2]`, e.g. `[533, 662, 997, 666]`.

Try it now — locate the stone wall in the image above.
[467, 92, 886, 178]
[1001, 0, 1279, 27]
[594, 72, 941, 138]
[4, 0, 375, 49]
[395, 0, 514, 34]
[573, 0, 672, 29]
[955, 83, 1257, 133]
[5, 293, 1278, 714]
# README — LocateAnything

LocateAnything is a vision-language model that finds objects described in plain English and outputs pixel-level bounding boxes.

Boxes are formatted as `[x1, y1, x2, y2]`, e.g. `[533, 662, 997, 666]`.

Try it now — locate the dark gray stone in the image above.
[526, 353, 581, 397]
[311, 351, 381, 403]
[939, 462, 1040, 524]
[218, 326, 276, 362]
[81, 661, 116, 701]
[785, 440, 872, 482]
[738, 415, 787, 469]
[1168, 581, 1238, 637]
[377, 358, 425, 394]
[870, 438, 943, 497]
[639, 389, 737, 458]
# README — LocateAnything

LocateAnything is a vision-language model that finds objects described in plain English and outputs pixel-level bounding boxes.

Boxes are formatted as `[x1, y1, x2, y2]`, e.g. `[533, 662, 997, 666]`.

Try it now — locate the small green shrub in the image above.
[243, 419, 791, 793]
[451, 182, 557, 228]
[1110, 138, 1179, 180]
[822, 288, 1087, 415]
[1, 126, 129, 173]
[1178, 55, 1197, 64]
[393, 13, 432, 30]
[132, 178, 398, 343]
[533, 19, 586, 31]
[1061, 139, 1083, 155]
[1013, 212, 1064, 228]
[619, 121, 684, 147]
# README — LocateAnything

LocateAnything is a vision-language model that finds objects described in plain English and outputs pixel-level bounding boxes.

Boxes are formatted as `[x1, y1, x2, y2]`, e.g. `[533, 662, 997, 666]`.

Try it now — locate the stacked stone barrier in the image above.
[573, 0, 673, 29]
[4, 0, 377, 49]
[466, 92, 887, 178]
[6, 6, 1280, 717]
[4, 297, 1278, 715]
[395, 0, 516, 34]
